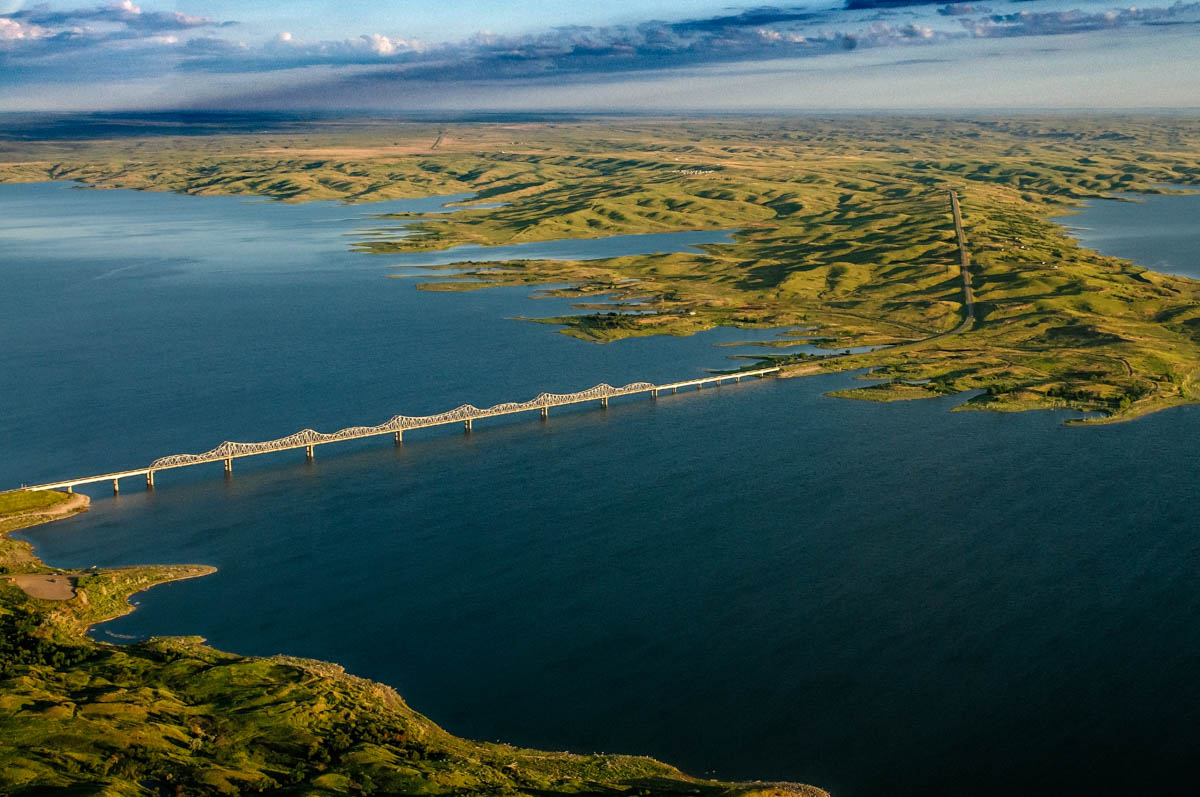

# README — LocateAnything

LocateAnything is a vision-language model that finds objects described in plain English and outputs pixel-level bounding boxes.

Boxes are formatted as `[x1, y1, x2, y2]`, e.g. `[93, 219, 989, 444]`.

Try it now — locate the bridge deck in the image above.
[16, 368, 778, 493]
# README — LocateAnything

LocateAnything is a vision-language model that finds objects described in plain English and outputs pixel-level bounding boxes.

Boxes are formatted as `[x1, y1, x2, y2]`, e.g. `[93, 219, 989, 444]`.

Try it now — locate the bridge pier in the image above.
[305, 445, 314, 462]
[112, 479, 119, 495]
[600, 396, 609, 408]
[66, 485, 72, 494]
[464, 419, 472, 432]
[146, 471, 154, 489]
[224, 458, 232, 475]
[394, 431, 403, 445]
[651, 388, 658, 399]
[540, 407, 548, 419]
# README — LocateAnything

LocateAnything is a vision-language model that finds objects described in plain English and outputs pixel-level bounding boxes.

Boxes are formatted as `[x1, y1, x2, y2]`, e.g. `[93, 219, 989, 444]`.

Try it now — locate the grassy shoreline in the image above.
[0, 493, 825, 796]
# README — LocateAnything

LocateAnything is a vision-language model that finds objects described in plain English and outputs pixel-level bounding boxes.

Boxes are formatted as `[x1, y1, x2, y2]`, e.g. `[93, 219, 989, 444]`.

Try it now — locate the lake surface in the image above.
[1068, 186, 1200, 279]
[6, 183, 1200, 797]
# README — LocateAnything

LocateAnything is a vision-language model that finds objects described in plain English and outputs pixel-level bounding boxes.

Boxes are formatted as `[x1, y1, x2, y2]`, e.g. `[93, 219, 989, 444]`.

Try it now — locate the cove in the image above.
[6, 182, 1200, 797]
[1067, 186, 1200, 279]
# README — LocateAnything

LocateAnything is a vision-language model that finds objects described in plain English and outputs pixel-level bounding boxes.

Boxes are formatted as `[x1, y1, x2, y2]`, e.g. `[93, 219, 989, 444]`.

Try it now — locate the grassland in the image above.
[0, 493, 823, 796]
[3, 116, 1200, 423]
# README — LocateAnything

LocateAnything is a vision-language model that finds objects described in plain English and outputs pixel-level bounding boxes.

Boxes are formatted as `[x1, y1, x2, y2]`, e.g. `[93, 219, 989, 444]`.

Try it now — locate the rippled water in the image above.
[6, 183, 1200, 797]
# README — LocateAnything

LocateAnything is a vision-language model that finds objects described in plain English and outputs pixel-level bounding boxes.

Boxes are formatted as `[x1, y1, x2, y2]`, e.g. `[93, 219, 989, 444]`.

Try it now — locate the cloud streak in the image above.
[0, 1, 231, 66]
[10, 1, 222, 32]
[1, 0, 1199, 108]
[181, 1, 1196, 81]
[964, 4, 1196, 36]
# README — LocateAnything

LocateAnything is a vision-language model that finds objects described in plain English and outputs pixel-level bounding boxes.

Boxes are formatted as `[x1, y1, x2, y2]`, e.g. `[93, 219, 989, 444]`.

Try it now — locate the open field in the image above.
[0, 494, 824, 796]
[3, 116, 1200, 421]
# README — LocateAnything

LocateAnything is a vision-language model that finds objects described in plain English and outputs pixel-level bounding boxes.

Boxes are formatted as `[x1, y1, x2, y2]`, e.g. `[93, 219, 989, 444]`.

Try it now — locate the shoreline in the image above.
[0, 490, 89, 528]
[0, 493, 826, 796]
[3, 164, 1199, 424]
[0, 491, 218, 632]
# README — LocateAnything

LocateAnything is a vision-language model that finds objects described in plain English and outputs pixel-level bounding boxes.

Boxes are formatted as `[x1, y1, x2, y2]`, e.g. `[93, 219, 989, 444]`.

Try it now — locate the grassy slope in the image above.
[0, 491, 74, 534]
[0, 494, 823, 796]
[3, 116, 1199, 423]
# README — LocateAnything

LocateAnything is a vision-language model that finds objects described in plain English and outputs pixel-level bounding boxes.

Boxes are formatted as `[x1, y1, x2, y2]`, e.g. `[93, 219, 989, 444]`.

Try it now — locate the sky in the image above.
[0, 0, 1197, 112]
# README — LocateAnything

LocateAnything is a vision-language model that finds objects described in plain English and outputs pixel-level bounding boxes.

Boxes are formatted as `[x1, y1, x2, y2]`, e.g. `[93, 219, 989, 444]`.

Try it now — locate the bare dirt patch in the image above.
[8, 573, 78, 601]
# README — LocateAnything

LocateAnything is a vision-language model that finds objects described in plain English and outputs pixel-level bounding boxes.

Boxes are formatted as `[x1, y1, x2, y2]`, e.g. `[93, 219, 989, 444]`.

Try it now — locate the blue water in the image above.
[1068, 187, 1200, 279]
[0, 183, 766, 487]
[6, 183, 1200, 797]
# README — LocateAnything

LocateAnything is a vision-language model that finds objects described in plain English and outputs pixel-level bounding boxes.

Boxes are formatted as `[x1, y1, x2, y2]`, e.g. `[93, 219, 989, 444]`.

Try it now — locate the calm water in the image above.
[1068, 187, 1200, 279]
[7, 183, 1200, 797]
[0, 183, 763, 487]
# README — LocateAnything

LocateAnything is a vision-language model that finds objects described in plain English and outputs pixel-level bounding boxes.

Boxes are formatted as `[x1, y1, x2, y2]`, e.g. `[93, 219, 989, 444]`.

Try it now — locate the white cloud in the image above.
[361, 33, 424, 56]
[0, 16, 47, 39]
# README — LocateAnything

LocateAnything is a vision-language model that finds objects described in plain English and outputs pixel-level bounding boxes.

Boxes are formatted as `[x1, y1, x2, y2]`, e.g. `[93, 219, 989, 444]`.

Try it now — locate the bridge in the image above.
[19, 367, 778, 495]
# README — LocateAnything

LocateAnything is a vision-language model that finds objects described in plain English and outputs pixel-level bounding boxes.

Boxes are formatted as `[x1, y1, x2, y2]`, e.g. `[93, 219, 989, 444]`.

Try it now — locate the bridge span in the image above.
[17, 367, 778, 495]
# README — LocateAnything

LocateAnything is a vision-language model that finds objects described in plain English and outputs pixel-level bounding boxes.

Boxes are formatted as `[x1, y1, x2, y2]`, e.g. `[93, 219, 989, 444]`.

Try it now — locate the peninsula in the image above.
[3, 115, 1198, 423]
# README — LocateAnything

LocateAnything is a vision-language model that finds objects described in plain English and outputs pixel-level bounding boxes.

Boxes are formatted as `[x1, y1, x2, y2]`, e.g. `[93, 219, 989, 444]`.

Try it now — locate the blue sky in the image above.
[166, 2, 747, 41]
[1, 1, 1197, 111]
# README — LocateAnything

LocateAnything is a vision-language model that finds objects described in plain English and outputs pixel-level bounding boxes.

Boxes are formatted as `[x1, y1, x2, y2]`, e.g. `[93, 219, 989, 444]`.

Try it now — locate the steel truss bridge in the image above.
[18, 368, 778, 495]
